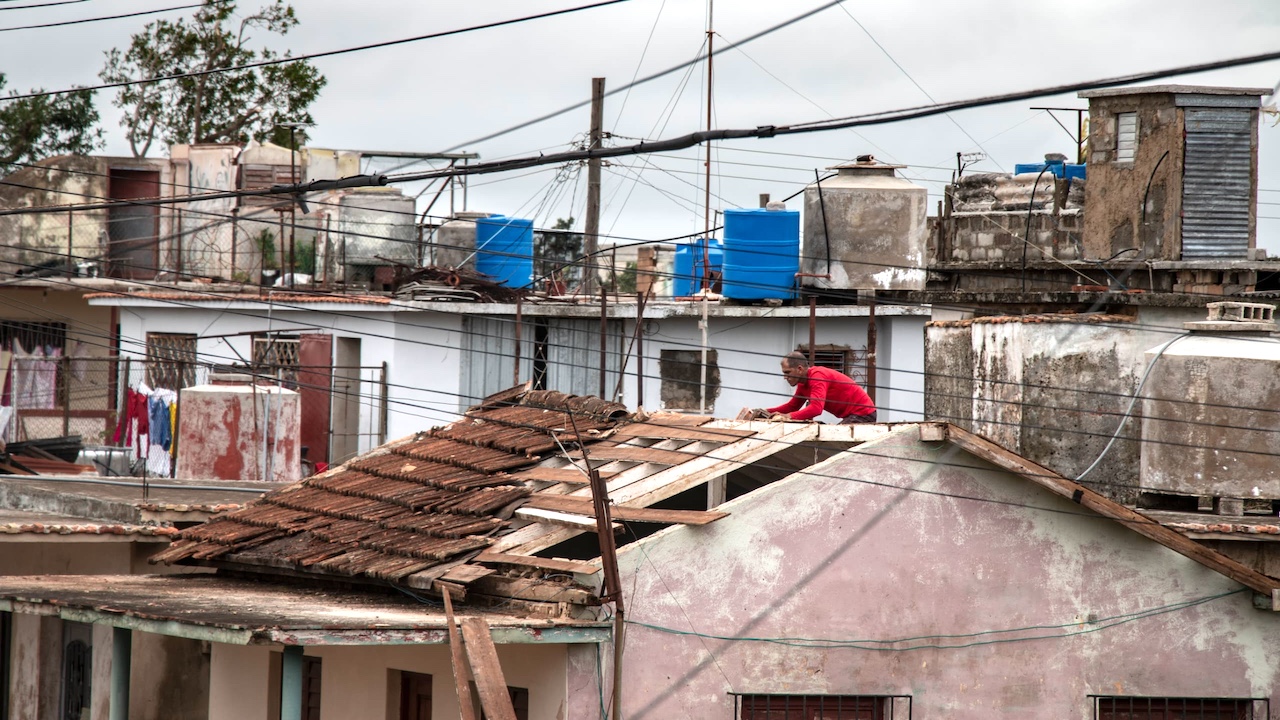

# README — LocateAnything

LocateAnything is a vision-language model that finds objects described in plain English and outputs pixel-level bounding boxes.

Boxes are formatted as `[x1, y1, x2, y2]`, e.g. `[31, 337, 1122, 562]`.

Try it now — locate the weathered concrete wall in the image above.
[949, 209, 1083, 263]
[173, 144, 239, 280]
[1083, 93, 1184, 260]
[801, 170, 928, 291]
[579, 426, 1280, 720]
[7, 614, 60, 720]
[175, 383, 300, 484]
[0, 156, 109, 277]
[924, 311, 1195, 500]
[1141, 333, 1280, 499]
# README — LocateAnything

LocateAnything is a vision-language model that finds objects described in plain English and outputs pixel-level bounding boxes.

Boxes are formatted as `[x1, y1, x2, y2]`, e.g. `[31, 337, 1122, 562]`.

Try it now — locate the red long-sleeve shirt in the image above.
[766, 365, 875, 421]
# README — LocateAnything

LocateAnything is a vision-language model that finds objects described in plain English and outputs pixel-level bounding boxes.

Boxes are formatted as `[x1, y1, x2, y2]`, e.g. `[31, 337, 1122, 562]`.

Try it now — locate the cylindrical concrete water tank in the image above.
[673, 239, 723, 296]
[475, 216, 534, 288]
[721, 207, 800, 300]
[1140, 303, 1280, 499]
[434, 211, 491, 269]
[801, 159, 928, 291]
[175, 374, 300, 484]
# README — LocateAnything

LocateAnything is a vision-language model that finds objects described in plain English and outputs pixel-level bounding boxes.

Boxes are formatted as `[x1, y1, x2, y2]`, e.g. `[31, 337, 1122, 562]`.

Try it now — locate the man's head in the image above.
[780, 351, 810, 387]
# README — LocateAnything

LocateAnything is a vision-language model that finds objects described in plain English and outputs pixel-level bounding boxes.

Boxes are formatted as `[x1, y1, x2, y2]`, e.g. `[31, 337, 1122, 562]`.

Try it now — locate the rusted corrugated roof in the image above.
[152, 388, 628, 590]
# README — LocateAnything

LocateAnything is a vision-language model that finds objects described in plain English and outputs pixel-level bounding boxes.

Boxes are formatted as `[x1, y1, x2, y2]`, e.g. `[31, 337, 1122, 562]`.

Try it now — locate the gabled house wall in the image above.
[567, 426, 1280, 719]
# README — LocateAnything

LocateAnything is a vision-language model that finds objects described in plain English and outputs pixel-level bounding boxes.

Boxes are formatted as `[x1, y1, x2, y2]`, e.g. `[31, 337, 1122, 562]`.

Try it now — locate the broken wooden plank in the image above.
[474, 551, 599, 575]
[470, 575, 597, 605]
[565, 446, 694, 465]
[611, 423, 755, 443]
[945, 425, 1280, 595]
[460, 617, 518, 720]
[514, 507, 619, 532]
[507, 467, 599, 484]
[523, 494, 728, 525]
[439, 564, 496, 586]
[442, 591, 479, 720]
[493, 423, 818, 557]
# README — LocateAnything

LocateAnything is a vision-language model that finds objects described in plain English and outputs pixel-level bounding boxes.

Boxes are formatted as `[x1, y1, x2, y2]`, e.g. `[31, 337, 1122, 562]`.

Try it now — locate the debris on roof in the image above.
[393, 265, 529, 303]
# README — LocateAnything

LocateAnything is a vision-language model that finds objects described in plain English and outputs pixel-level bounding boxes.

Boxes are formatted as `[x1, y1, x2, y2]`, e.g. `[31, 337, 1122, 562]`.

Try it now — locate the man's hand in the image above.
[769, 413, 789, 422]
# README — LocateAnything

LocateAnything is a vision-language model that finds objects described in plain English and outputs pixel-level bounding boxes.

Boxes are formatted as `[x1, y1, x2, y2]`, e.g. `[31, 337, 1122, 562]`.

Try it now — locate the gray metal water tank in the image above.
[1140, 302, 1280, 499]
[801, 158, 928, 291]
[434, 211, 492, 269]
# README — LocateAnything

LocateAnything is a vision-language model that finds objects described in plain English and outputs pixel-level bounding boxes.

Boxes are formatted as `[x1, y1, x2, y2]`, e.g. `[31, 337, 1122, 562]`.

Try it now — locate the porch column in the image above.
[110, 627, 131, 720]
[280, 645, 303, 720]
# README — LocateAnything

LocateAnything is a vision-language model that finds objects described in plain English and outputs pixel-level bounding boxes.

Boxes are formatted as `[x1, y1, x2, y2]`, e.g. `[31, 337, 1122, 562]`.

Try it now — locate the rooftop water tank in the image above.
[673, 239, 723, 296]
[475, 216, 534, 288]
[175, 374, 300, 484]
[801, 158, 928, 291]
[1139, 302, 1280, 500]
[720, 206, 800, 301]
[434, 211, 492, 269]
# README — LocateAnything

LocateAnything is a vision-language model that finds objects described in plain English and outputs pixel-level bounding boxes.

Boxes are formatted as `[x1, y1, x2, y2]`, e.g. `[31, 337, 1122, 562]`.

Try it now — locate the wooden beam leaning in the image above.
[459, 617, 518, 720]
[944, 425, 1280, 596]
[442, 591, 479, 720]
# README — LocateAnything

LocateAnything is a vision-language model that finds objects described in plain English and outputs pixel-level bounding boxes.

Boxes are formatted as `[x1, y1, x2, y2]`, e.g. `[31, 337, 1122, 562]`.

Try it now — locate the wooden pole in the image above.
[808, 296, 816, 363]
[513, 296, 523, 386]
[866, 295, 877, 404]
[599, 288, 608, 399]
[442, 590, 479, 720]
[583, 77, 605, 296]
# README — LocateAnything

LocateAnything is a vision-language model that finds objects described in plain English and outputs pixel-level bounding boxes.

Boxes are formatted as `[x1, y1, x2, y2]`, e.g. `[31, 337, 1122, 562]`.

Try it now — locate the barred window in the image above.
[795, 343, 867, 387]
[1091, 696, 1267, 720]
[145, 333, 197, 390]
[736, 694, 911, 720]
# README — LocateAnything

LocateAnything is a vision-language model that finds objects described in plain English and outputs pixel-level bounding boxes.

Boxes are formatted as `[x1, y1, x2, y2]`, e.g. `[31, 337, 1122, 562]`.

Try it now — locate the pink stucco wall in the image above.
[569, 425, 1280, 719]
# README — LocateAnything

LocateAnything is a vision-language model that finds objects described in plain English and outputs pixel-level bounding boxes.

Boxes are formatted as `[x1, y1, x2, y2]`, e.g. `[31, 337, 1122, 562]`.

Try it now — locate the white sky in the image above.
[4, 0, 1280, 253]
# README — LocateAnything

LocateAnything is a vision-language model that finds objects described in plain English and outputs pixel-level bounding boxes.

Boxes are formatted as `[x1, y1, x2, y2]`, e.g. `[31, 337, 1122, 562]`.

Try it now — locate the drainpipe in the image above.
[280, 645, 303, 720]
[110, 627, 131, 720]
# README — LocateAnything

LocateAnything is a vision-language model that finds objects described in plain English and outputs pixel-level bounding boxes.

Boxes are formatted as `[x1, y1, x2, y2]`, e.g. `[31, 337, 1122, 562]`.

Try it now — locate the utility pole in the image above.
[583, 77, 605, 296]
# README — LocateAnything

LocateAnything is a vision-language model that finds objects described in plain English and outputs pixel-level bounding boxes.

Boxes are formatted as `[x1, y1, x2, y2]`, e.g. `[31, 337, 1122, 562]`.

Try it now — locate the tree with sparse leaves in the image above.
[100, 0, 325, 157]
[0, 74, 102, 166]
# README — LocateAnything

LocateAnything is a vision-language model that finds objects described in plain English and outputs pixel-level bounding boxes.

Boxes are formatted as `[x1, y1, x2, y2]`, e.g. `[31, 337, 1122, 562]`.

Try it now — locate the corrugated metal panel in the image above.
[1182, 107, 1254, 259]
[545, 318, 624, 400]
[460, 316, 530, 411]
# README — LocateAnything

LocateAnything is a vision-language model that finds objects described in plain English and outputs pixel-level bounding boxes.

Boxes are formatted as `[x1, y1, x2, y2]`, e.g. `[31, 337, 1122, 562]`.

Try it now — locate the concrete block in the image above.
[1216, 497, 1244, 516]
[969, 247, 987, 260]
[953, 248, 969, 261]
[977, 233, 995, 247]
[989, 248, 1005, 260]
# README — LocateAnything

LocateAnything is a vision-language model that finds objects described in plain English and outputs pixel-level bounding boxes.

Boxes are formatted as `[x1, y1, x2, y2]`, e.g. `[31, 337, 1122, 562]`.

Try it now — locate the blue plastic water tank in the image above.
[1064, 163, 1086, 180]
[1014, 160, 1085, 180]
[474, 216, 534, 288]
[720, 208, 800, 300]
[673, 239, 723, 296]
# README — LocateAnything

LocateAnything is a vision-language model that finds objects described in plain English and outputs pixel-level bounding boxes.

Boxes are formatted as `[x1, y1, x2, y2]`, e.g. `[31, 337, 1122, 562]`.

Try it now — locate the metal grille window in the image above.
[301, 656, 322, 720]
[253, 335, 301, 385]
[735, 694, 912, 719]
[146, 333, 197, 390]
[60, 638, 91, 720]
[1091, 696, 1267, 719]
[796, 344, 867, 387]
[1116, 112, 1138, 162]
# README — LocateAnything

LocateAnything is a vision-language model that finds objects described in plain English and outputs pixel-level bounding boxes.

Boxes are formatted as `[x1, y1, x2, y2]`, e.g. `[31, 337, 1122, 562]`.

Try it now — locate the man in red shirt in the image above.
[754, 352, 876, 423]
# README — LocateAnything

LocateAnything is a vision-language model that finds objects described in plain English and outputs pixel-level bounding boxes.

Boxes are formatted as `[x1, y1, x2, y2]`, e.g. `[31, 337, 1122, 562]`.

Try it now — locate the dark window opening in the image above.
[736, 694, 911, 720]
[531, 319, 549, 391]
[146, 332, 198, 391]
[795, 343, 866, 387]
[301, 656, 322, 720]
[470, 683, 529, 720]
[60, 623, 93, 720]
[1092, 696, 1266, 720]
[659, 349, 719, 412]
[399, 671, 432, 720]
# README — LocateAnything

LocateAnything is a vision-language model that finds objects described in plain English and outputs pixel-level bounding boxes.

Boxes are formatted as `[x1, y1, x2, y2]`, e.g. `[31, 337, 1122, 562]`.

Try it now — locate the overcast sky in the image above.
[4, 0, 1280, 253]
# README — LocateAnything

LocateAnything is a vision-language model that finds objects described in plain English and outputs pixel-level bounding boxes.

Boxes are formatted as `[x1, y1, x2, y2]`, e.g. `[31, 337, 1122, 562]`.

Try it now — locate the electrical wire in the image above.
[0, 1, 206, 33]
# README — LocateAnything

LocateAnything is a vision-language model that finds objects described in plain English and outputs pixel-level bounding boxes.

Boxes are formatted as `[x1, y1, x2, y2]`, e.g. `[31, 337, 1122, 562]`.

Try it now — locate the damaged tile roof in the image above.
[151, 388, 631, 595]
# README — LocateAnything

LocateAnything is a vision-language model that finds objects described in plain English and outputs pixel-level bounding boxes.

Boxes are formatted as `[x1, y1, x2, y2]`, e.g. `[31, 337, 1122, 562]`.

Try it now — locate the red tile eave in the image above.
[82, 290, 392, 305]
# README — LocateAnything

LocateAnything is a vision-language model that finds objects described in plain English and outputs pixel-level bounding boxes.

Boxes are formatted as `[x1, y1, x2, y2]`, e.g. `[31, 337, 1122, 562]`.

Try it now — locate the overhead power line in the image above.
[0, 1, 206, 32]
[0, 0, 632, 102]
